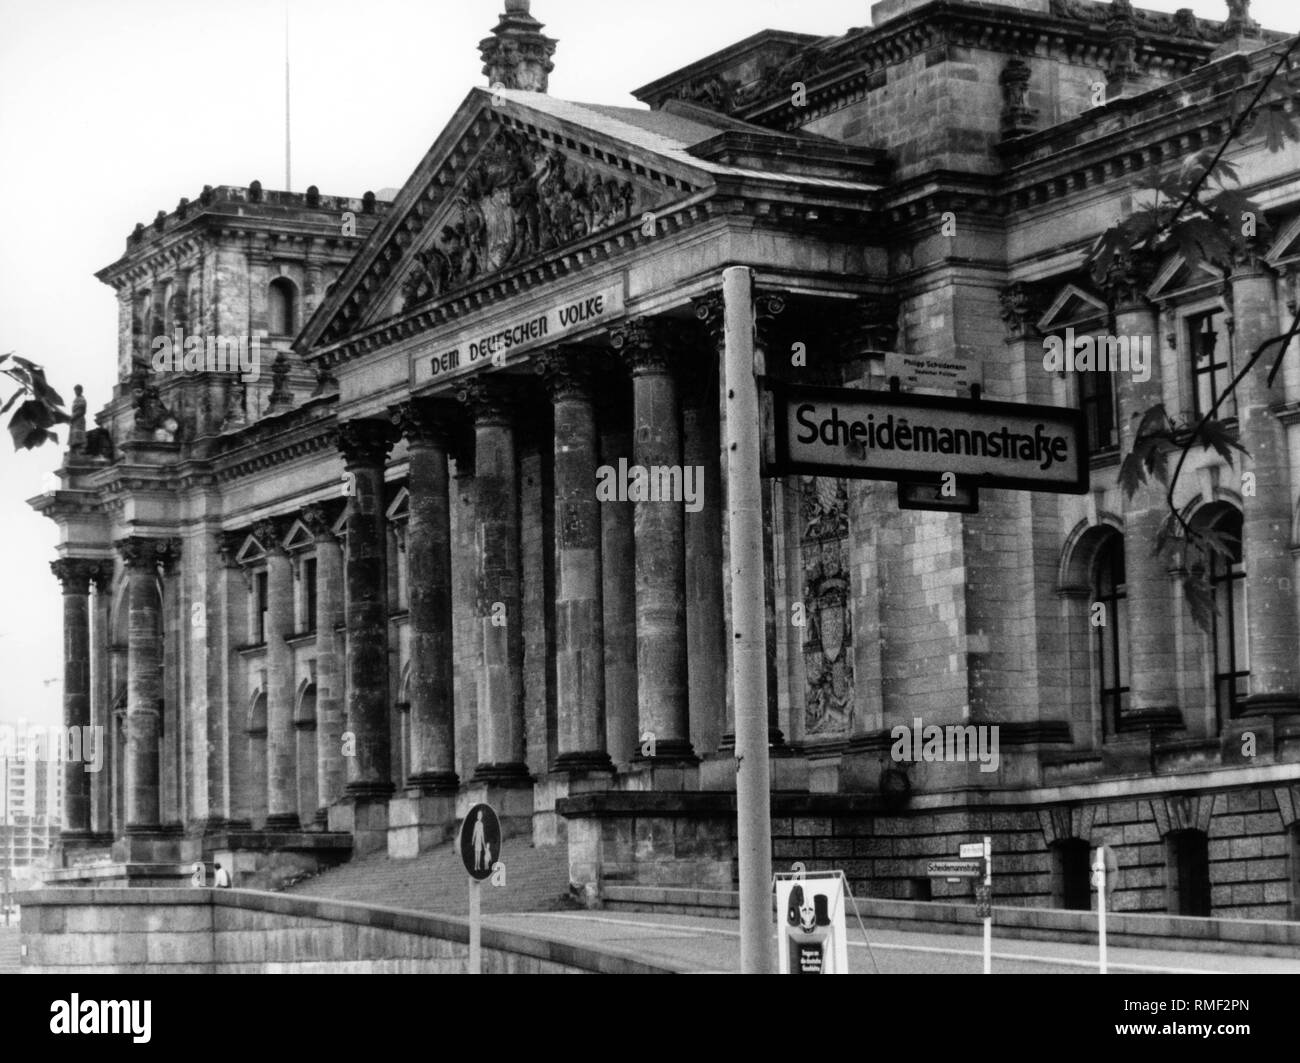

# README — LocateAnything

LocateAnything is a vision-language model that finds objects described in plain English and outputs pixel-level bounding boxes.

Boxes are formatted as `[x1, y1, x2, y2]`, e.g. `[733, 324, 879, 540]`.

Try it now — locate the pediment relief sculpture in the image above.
[398, 127, 642, 310]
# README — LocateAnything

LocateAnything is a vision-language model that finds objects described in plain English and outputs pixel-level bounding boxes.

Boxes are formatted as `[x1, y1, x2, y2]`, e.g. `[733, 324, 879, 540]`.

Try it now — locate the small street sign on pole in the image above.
[458, 802, 502, 975]
[981, 836, 992, 975]
[925, 860, 983, 878]
[958, 842, 985, 859]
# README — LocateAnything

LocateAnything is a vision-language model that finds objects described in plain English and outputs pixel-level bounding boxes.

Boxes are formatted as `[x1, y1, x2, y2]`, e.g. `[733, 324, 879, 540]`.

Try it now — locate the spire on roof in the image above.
[479, 0, 557, 94]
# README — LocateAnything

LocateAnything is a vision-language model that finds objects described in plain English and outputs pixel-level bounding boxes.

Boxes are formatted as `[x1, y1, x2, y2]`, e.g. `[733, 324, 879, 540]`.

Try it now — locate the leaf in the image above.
[8, 401, 59, 450]
[0, 389, 23, 414]
[1260, 101, 1298, 153]
[1181, 570, 1218, 634]
[1191, 417, 1248, 464]
[0, 352, 11, 367]
[25, 366, 64, 410]
[1168, 216, 1234, 270]
[1196, 526, 1241, 564]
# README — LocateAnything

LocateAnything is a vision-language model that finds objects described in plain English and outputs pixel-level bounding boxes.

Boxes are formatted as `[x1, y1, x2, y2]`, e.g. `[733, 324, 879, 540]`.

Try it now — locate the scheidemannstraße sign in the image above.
[764, 381, 1088, 494]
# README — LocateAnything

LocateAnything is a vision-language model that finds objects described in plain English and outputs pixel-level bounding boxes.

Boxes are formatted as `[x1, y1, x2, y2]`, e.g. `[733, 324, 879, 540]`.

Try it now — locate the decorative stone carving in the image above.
[1000, 60, 1038, 139]
[50, 557, 107, 595]
[129, 366, 178, 442]
[336, 418, 399, 468]
[610, 318, 684, 376]
[67, 384, 87, 452]
[115, 536, 181, 571]
[456, 377, 523, 426]
[253, 519, 288, 556]
[999, 282, 1041, 340]
[536, 346, 596, 401]
[479, 0, 557, 93]
[801, 476, 853, 737]
[390, 397, 461, 444]
[399, 128, 639, 308]
[300, 505, 338, 544]
[268, 352, 293, 410]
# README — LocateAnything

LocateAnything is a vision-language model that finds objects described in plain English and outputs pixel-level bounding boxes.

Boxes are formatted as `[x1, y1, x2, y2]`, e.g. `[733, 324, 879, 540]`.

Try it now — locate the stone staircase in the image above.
[281, 836, 576, 916]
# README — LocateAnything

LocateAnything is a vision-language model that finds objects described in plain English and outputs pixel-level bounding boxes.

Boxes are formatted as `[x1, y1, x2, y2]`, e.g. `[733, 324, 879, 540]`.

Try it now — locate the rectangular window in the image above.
[1189, 309, 1236, 419]
[1079, 367, 1119, 453]
[256, 571, 268, 644]
[305, 557, 318, 633]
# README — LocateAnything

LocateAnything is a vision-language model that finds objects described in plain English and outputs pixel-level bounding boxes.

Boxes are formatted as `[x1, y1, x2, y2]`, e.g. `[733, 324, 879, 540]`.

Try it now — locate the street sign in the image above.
[926, 860, 983, 878]
[958, 843, 985, 859]
[765, 381, 1088, 494]
[458, 803, 502, 883]
[1090, 844, 1118, 896]
[898, 480, 979, 514]
[775, 872, 849, 974]
[974, 883, 992, 919]
[884, 350, 982, 395]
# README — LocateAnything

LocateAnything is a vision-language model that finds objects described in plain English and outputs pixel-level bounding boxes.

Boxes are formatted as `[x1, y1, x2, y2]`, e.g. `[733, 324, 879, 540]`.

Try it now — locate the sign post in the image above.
[458, 802, 502, 975]
[1092, 844, 1115, 974]
[724, 265, 775, 974]
[774, 871, 849, 974]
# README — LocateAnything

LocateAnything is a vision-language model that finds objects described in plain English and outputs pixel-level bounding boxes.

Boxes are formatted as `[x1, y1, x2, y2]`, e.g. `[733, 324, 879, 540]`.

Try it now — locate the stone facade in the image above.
[33, 0, 1300, 921]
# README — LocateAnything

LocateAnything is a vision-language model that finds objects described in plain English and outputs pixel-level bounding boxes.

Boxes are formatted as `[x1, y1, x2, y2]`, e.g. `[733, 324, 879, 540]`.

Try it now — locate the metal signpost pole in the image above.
[724, 264, 775, 974]
[983, 835, 991, 975]
[1095, 845, 1108, 975]
[469, 877, 481, 975]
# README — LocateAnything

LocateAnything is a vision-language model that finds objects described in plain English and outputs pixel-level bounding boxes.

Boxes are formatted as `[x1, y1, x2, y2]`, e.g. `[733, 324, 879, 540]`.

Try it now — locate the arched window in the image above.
[268, 277, 298, 336]
[1191, 505, 1248, 722]
[1092, 533, 1129, 735]
[1051, 838, 1092, 911]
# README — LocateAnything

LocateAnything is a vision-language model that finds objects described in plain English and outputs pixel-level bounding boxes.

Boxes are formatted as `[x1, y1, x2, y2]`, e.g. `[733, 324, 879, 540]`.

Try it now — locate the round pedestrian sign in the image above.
[458, 803, 502, 882]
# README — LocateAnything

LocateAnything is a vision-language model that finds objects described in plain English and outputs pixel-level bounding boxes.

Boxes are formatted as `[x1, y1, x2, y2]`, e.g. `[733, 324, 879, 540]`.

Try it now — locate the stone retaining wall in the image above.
[19, 888, 675, 974]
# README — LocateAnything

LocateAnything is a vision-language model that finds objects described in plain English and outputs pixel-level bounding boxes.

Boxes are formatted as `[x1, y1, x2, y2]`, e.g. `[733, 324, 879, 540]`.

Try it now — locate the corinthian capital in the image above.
[609, 317, 688, 376]
[389, 397, 462, 446]
[336, 418, 399, 468]
[115, 536, 181, 571]
[50, 557, 107, 595]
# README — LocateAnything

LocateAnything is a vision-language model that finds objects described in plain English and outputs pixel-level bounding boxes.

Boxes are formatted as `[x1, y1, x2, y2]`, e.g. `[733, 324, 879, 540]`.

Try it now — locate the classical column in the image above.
[302, 505, 345, 822]
[115, 537, 181, 833]
[91, 564, 113, 836]
[459, 379, 530, 783]
[680, 352, 726, 758]
[540, 348, 613, 774]
[392, 399, 459, 792]
[610, 319, 695, 765]
[1108, 258, 1182, 730]
[337, 419, 399, 837]
[49, 558, 104, 840]
[1230, 256, 1300, 714]
[598, 378, 637, 770]
[255, 518, 299, 829]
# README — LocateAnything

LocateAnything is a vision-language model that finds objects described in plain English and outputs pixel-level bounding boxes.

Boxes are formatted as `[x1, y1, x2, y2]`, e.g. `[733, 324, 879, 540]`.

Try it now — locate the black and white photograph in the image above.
[1, 0, 1298, 1030]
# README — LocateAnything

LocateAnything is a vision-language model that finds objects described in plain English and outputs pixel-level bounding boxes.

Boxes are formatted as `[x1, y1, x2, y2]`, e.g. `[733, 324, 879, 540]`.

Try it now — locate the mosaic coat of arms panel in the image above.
[801, 476, 854, 736]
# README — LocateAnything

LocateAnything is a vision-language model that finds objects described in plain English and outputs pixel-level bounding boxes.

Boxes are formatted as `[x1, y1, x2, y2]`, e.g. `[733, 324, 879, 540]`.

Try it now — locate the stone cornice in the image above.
[731, 1, 1251, 131]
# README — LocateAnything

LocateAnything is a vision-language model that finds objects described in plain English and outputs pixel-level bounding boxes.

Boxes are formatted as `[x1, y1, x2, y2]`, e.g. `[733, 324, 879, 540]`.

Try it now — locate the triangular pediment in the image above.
[1266, 214, 1300, 266]
[385, 487, 410, 524]
[1037, 283, 1108, 332]
[235, 534, 267, 566]
[282, 519, 315, 553]
[1145, 253, 1222, 300]
[302, 88, 714, 351]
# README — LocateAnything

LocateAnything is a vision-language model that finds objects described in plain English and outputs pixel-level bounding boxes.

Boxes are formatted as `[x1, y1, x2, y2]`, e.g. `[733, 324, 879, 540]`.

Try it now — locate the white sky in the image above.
[0, 0, 1294, 728]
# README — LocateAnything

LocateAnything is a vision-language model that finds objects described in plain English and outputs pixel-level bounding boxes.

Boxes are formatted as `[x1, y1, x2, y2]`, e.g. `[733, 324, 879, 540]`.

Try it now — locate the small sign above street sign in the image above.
[766, 381, 1088, 495]
[898, 480, 979, 514]
[926, 860, 984, 878]
[884, 351, 982, 395]
[458, 803, 502, 882]
[958, 843, 985, 859]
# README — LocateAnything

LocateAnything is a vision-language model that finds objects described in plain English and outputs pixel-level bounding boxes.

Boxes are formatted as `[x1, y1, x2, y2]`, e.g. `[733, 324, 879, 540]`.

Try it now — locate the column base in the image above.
[534, 767, 615, 846]
[112, 826, 184, 864]
[552, 751, 615, 774]
[387, 791, 458, 858]
[470, 761, 532, 784]
[632, 738, 698, 767]
[55, 831, 115, 869]
[332, 794, 392, 857]
[263, 812, 302, 831]
[458, 778, 534, 838]
[618, 759, 700, 792]
[405, 770, 460, 794]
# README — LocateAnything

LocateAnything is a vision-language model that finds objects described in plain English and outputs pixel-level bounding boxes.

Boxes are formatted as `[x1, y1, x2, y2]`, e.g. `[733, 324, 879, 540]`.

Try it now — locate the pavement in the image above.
[479, 910, 1300, 974]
